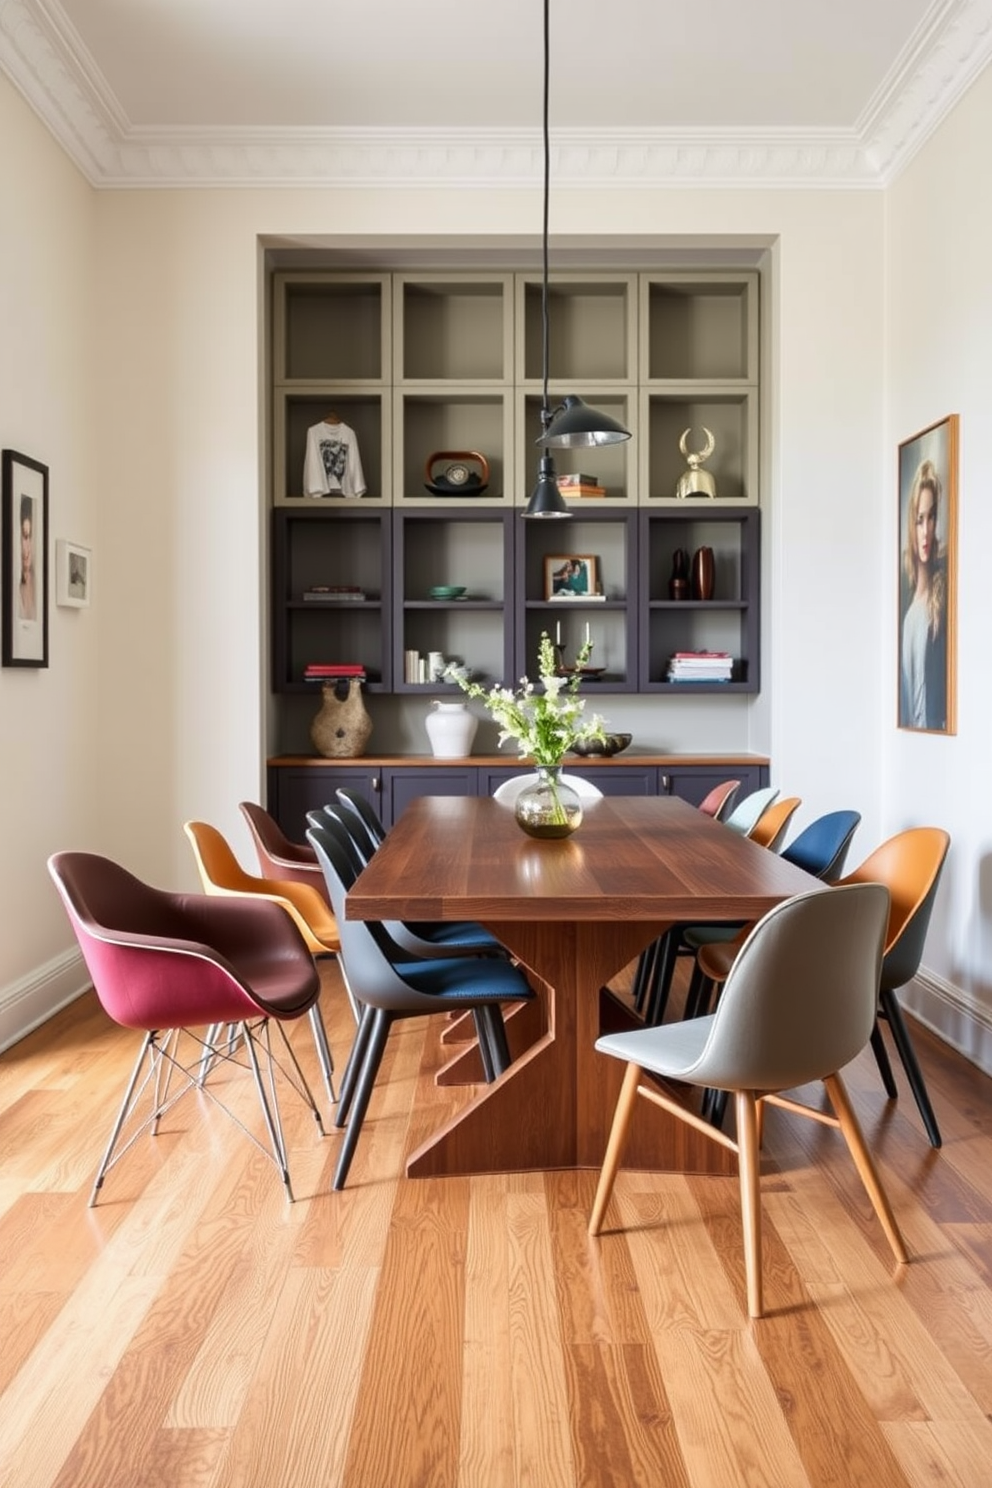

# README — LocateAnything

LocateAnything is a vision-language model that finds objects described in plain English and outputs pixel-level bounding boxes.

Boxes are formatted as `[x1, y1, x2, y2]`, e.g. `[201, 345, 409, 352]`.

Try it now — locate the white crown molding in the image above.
[1, 0, 991, 189]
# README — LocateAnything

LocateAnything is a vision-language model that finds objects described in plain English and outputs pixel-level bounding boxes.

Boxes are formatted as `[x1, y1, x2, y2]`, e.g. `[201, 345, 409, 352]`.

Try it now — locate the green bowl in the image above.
[429, 585, 467, 600]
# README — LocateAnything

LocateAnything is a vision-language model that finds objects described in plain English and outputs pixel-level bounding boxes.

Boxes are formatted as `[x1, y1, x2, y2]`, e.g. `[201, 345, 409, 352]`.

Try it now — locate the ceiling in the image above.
[1, 0, 991, 187]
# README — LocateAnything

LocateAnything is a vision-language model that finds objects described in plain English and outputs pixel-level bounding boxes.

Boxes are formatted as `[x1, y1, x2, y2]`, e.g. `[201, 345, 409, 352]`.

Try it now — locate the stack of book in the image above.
[303, 585, 366, 602]
[666, 651, 734, 684]
[557, 473, 607, 499]
[303, 662, 367, 684]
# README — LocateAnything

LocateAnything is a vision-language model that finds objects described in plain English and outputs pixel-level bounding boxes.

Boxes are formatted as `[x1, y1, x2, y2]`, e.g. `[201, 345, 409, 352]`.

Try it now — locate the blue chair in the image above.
[780, 809, 862, 882]
[306, 816, 536, 1189]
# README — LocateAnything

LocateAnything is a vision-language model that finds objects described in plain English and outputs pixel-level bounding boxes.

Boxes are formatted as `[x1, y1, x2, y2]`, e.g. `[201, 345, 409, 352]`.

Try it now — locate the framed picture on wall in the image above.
[56, 540, 92, 608]
[897, 414, 958, 734]
[2, 449, 49, 668]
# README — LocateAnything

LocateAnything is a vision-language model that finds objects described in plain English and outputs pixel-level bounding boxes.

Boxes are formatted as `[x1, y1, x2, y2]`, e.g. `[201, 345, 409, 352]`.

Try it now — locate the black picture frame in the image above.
[2, 449, 49, 668]
[897, 415, 958, 735]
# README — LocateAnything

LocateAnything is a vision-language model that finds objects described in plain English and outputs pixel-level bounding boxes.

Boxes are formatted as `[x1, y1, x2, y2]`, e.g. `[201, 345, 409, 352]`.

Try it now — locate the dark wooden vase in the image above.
[691, 546, 715, 601]
[669, 547, 690, 601]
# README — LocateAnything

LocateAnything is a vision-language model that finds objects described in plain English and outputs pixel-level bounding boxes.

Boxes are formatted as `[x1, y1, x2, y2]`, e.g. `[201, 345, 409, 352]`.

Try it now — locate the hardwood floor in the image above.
[1, 962, 991, 1488]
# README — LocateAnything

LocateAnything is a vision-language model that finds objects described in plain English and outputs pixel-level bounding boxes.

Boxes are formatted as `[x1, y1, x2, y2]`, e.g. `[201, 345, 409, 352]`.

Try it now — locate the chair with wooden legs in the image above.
[48, 851, 325, 1204]
[184, 819, 344, 1102]
[590, 882, 908, 1318]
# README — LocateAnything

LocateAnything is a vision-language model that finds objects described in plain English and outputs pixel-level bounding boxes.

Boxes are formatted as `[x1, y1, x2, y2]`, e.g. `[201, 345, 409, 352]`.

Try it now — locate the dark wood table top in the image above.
[346, 793, 818, 925]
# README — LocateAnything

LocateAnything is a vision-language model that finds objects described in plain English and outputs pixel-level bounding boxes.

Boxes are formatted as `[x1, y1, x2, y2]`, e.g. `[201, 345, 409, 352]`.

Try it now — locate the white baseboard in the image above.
[0, 950, 89, 1054]
[901, 968, 992, 1080]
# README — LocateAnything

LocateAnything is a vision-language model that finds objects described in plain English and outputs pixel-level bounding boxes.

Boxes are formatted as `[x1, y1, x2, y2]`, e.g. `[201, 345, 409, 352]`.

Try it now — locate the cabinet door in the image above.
[660, 765, 767, 808]
[383, 766, 477, 825]
[266, 765, 382, 841]
[568, 765, 658, 796]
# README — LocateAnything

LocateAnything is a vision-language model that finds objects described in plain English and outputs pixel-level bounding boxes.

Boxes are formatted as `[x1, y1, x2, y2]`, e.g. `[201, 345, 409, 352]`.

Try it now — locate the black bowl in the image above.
[572, 732, 632, 758]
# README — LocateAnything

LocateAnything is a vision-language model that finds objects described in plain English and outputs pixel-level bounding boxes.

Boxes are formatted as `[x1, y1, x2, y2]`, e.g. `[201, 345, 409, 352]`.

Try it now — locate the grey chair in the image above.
[722, 785, 780, 836]
[306, 817, 536, 1190]
[589, 882, 908, 1318]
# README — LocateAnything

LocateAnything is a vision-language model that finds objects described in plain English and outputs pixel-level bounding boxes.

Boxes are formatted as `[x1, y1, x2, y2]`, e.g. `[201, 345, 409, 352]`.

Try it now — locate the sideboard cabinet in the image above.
[267, 755, 770, 839]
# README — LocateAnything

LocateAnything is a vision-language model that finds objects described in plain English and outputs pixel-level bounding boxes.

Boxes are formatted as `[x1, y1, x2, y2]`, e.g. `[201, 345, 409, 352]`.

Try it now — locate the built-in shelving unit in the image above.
[268, 265, 761, 705]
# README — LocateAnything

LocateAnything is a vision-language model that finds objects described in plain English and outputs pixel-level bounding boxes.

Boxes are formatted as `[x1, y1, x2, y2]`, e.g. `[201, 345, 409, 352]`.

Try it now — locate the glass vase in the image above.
[514, 766, 583, 839]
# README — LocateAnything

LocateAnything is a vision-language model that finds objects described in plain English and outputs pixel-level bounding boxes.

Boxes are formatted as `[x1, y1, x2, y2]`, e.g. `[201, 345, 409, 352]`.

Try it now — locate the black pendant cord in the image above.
[540, 0, 551, 442]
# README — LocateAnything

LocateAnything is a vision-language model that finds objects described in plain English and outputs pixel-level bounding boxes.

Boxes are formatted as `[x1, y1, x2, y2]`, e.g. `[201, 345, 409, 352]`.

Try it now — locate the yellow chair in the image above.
[184, 820, 342, 1103]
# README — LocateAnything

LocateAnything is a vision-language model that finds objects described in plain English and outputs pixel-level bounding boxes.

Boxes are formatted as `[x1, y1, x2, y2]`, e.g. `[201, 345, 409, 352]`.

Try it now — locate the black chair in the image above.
[306, 817, 536, 1189]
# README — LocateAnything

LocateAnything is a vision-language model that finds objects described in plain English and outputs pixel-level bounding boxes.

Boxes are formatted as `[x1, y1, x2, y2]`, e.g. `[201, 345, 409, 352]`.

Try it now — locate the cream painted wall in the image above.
[0, 76, 101, 1042]
[885, 62, 992, 1060]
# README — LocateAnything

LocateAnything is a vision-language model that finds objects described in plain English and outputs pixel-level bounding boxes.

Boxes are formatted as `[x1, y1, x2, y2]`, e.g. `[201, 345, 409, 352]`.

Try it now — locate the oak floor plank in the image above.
[3, 981, 992, 1488]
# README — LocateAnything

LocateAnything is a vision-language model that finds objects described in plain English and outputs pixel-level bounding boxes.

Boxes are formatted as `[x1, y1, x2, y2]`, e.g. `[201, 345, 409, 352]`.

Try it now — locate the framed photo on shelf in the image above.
[897, 414, 958, 735]
[544, 554, 598, 601]
[2, 449, 49, 668]
[56, 540, 92, 608]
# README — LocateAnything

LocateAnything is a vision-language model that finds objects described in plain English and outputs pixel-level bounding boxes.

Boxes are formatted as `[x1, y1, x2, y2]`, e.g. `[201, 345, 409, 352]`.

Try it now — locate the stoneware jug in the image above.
[310, 678, 373, 758]
[425, 700, 478, 759]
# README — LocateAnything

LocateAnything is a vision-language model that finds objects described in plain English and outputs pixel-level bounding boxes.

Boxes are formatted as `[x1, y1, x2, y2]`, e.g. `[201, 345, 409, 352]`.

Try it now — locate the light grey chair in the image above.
[722, 784, 780, 836]
[589, 882, 908, 1318]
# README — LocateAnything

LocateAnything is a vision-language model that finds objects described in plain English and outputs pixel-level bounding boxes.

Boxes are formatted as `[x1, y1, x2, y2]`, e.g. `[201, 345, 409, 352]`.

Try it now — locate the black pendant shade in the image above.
[542, 395, 631, 449]
[526, 453, 572, 519]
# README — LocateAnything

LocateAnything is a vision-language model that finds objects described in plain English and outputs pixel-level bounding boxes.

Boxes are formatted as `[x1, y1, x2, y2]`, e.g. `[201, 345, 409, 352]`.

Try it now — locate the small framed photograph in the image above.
[56, 540, 92, 608]
[2, 449, 49, 668]
[897, 415, 958, 734]
[544, 554, 598, 600]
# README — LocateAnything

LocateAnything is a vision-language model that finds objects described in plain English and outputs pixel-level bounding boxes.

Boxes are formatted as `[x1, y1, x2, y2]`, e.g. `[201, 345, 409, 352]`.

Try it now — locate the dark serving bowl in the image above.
[571, 732, 633, 758]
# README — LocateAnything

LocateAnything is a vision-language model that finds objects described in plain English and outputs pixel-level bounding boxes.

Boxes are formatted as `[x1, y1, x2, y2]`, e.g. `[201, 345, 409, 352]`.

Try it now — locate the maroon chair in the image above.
[239, 800, 330, 902]
[48, 851, 326, 1204]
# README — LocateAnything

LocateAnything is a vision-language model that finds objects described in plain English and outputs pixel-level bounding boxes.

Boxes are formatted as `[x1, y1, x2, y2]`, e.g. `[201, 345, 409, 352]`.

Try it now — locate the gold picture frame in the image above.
[897, 414, 958, 734]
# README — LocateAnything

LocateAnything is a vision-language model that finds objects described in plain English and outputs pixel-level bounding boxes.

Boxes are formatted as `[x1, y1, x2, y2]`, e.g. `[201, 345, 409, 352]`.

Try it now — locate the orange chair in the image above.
[748, 796, 802, 852]
[184, 820, 344, 1103]
[836, 827, 950, 1147]
[696, 826, 950, 1144]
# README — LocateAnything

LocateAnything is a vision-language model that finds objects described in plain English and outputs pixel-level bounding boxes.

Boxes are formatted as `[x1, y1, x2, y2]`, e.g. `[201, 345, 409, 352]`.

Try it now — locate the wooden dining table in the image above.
[345, 793, 820, 1179]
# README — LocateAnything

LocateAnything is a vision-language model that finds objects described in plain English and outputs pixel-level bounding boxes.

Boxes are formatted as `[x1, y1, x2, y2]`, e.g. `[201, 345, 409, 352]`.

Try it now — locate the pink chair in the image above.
[696, 779, 741, 821]
[239, 800, 330, 901]
[48, 851, 326, 1204]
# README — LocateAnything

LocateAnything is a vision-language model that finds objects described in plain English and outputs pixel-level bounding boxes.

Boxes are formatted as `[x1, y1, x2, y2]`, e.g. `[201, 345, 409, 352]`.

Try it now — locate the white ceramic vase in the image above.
[425, 700, 478, 759]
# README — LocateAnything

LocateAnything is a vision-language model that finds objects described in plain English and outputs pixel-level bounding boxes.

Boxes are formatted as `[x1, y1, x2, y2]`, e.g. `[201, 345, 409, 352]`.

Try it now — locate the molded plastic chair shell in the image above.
[184, 819, 342, 1101]
[492, 772, 604, 807]
[334, 787, 387, 854]
[47, 851, 324, 1203]
[696, 779, 741, 821]
[306, 817, 535, 1190]
[722, 785, 779, 836]
[239, 800, 330, 901]
[836, 826, 951, 1146]
[590, 883, 907, 1317]
[313, 803, 505, 960]
[780, 809, 861, 883]
[748, 796, 802, 852]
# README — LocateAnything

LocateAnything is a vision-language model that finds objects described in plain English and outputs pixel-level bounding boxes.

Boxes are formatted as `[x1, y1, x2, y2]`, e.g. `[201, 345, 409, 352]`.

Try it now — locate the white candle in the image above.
[556, 620, 561, 645]
[585, 621, 591, 646]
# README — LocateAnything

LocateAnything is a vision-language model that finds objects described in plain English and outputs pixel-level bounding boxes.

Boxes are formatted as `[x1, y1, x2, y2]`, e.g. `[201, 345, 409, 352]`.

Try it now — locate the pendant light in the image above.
[524, 0, 631, 519]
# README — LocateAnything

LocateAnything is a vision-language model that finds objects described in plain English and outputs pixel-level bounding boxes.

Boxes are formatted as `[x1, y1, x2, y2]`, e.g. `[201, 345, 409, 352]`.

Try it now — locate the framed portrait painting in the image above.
[2, 449, 49, 668]
[897, 415, 958, 734]
[544, 554, 598, 601]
